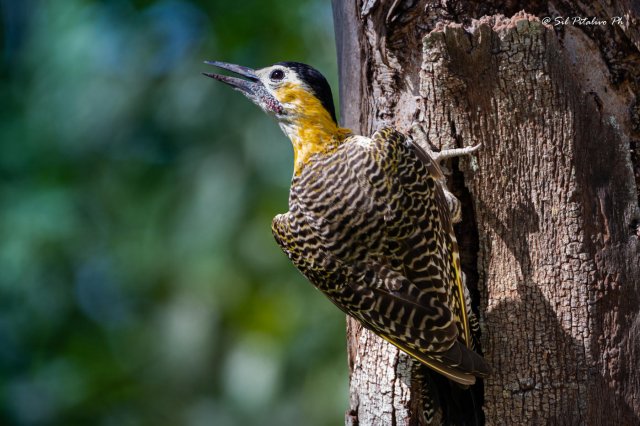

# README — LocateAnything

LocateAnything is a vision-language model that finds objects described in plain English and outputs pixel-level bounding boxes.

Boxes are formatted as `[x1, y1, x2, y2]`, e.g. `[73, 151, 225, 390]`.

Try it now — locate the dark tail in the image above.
[413, 362, 486, 425]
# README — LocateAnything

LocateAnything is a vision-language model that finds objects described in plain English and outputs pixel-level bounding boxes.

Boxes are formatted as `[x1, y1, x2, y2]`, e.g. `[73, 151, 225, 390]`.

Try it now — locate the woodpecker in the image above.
[203, 61, 490, 386]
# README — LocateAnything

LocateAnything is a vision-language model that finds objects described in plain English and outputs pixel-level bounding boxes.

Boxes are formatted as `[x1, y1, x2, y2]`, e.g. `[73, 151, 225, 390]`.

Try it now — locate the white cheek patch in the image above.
[256, 66, 311, 102]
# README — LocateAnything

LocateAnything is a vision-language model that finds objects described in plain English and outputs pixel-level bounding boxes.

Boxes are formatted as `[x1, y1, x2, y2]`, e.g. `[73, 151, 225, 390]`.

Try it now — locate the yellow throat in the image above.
[275, 83, 352, 175]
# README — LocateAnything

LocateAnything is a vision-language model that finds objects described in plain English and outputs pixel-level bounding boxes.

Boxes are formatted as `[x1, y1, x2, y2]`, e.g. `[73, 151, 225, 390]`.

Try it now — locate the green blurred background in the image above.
[0, 0, 348, 424]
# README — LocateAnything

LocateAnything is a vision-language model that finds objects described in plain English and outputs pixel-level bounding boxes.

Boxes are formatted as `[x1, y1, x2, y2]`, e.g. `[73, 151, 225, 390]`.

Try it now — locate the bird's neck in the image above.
[279, 114, 352, 176]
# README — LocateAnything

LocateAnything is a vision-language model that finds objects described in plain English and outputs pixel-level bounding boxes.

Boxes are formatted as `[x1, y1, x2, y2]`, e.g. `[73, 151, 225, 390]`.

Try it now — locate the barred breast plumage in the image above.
[272, 127, 490, 385]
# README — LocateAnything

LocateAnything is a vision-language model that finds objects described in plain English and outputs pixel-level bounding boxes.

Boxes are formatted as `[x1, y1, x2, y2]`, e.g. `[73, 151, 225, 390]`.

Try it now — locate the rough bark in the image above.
[333, 1, 640, 424]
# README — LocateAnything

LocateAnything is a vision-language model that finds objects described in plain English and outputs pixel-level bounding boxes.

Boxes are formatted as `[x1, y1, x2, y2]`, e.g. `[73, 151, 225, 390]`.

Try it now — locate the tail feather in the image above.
[379, 333, 490, 386]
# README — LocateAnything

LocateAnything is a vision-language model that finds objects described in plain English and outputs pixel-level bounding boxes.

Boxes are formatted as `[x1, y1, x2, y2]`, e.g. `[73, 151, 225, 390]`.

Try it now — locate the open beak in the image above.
[203, 60, 285, 116]
[202, 61, 260, 95]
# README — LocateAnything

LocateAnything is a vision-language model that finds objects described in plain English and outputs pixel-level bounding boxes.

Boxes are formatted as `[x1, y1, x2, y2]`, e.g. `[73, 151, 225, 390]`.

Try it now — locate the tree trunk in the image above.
[332, 1, 640, 424]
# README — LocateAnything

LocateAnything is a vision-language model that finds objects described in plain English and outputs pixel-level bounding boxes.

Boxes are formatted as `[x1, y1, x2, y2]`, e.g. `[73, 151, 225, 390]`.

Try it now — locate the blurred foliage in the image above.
[0, 0, 348, 425]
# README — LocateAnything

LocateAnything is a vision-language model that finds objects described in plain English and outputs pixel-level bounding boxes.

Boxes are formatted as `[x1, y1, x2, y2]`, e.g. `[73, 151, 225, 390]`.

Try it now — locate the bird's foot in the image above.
[409, 122, 481, 166]
[431, 144, 482, 163]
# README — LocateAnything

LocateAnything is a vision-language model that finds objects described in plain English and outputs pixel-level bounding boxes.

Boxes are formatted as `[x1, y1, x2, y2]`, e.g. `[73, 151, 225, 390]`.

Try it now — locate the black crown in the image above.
[276, 62, 337, 123]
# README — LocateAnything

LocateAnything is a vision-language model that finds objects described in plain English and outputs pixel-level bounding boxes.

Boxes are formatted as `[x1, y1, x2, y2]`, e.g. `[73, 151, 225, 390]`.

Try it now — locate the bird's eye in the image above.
[270, 69, 285, 81]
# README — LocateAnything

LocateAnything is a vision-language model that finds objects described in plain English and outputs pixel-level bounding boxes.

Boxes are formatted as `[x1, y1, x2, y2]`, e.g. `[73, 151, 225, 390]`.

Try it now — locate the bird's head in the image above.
[204, 61, 351, 173]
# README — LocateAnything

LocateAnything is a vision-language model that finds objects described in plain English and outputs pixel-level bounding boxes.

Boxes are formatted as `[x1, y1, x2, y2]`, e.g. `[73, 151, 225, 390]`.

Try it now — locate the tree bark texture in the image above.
[333, 1, 640, 424]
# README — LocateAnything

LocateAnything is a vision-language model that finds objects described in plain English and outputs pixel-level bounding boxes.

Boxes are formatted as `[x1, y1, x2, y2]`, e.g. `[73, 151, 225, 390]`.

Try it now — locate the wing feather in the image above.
[373, 128, 473, 349]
